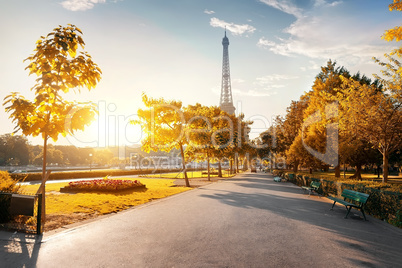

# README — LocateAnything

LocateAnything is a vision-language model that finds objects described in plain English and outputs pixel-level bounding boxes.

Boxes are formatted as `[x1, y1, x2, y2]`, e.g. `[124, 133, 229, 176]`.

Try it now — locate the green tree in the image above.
[94, 148, 114, 166]
[0, 134, 30, 166]
[3, 24, 101, 223]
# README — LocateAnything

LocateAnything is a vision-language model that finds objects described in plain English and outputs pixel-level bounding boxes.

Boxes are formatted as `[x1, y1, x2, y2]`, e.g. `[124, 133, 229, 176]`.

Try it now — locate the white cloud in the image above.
[300, 61, 320, 71]
[232, 78, 245, 83]
[258, 0, 303, 18]
[314, 0, 342, 8]
[212, 78, 279, 97]
[254, 74, 298, 85]
[204, 9, 215, 15]
[256, 3, 396, 67]
[210, 17, 256, 36]
[259, 0, 341, 17]
[61, 0, 106, 11]
[231, 74, 297, 97]
[233, 88, 278, 97]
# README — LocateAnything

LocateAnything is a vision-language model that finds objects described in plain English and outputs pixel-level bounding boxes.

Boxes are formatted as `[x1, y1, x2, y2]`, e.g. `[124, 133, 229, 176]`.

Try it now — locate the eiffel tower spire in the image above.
[219, 29, 235, 115]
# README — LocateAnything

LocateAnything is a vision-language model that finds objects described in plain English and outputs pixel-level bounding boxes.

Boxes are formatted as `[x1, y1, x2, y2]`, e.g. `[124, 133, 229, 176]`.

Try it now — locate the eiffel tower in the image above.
[219, 30, 235, 115]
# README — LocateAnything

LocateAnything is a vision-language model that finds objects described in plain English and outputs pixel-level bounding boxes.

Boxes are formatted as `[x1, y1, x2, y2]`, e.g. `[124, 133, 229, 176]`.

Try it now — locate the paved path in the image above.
[1, 172, 402, 267]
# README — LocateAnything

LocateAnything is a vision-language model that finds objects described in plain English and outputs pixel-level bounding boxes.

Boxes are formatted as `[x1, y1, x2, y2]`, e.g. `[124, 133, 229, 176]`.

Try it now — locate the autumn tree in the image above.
[134, 94, 190, 187]
[280, 98, 308, 172]
[234, 113, 253, 173]
[296, 61, 380, 177]
[338, 76, 402, 182]
[3, 24, 101, 224]
[185, 104, 245, 178]
[259, 118, 285, 170]
[383, 0, 402, 42]
[185, 104, 221, 180]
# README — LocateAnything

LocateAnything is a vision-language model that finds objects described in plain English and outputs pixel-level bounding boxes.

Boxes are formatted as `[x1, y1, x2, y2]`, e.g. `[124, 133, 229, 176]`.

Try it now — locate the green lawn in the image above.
[20, 178, 190, 216]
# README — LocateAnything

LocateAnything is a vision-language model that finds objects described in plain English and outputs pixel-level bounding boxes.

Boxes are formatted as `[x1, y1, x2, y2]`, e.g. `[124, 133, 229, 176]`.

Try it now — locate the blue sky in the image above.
[0, 0, 399, 148]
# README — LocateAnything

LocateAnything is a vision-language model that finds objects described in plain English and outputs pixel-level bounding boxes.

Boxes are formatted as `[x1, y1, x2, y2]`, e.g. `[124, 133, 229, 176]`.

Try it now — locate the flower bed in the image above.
[60, 177, 145, 193]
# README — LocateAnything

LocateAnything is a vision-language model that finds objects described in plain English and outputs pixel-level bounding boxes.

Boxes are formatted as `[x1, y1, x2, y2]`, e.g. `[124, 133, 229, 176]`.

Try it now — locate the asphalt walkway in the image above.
[1, 172, 401, 267]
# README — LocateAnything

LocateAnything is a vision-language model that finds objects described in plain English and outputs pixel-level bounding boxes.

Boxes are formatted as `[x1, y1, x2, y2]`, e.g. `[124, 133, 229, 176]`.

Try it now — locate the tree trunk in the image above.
[292, 160, 299, 173]
[244, 154, 249, 170]
[356, 164, 362, 180]
[383, 152, 389, 183]
[350, 164, 362, 180]
[218, 161, 222, 178]
[233, 154, 237, 174]
[179, 144, 190, 187]
[207, 155, 211, 182]
[236, 153, 239, 173]
[335, 165, 340, 178]
[41, 136, 48, 224]
[377, 164, 381, 179]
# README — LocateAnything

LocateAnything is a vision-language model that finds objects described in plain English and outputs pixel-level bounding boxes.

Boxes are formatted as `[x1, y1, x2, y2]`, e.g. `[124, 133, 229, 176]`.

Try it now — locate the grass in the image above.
[19, 178, 191, 231]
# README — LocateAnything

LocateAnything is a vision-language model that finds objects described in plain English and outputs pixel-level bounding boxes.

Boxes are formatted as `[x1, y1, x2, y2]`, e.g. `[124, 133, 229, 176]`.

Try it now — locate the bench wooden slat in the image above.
[327, 196, 355, 207]
[328, 189, 370, 220]
[341, 189, 369, 203]
[301, 181, 321, 196]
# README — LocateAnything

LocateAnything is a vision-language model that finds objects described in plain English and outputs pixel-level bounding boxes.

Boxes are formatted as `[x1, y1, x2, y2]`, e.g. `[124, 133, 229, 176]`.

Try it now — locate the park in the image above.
[1, 0, 402, 267]
[1, 171, 402, 267]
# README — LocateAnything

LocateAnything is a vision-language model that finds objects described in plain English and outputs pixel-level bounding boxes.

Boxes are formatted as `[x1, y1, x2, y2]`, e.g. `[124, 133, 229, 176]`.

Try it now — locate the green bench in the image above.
[301, 181, 321, 196]
[327, 189, 370, 221]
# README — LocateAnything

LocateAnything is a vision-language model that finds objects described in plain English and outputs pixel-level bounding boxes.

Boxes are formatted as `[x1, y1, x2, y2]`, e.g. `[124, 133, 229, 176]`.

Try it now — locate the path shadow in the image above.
[0, 231, 42, 267]
[199, 173, 402, 267]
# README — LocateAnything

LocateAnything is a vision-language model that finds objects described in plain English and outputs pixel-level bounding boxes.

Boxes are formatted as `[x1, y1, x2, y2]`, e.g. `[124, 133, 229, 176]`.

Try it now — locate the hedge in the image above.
[0, 171, 21, 193]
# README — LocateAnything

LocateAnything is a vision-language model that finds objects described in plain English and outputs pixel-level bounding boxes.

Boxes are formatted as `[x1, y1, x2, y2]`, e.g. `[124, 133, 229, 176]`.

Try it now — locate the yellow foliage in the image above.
[0, 171, 21, 192]
[389, 0, 402, 11]
[3, 24, 101, 142]
[383, 26, 402, 42]
[383, 1, 402, 41]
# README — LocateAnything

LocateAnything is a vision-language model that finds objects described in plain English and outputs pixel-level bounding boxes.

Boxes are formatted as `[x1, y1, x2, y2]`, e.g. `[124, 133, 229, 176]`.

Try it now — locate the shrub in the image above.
[60, 177, 145, 193]
[9, 168, 184, 182]
[0, 171, 21, 193]
[0, 171, 23, 223]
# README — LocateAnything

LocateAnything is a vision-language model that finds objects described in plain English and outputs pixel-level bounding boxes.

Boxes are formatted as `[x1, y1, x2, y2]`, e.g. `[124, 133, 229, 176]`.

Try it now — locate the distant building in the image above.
[219, 30, 236, 115]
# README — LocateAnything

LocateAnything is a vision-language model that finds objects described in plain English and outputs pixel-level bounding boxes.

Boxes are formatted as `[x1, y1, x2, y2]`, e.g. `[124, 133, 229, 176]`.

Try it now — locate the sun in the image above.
[63, 114, 144, 148]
